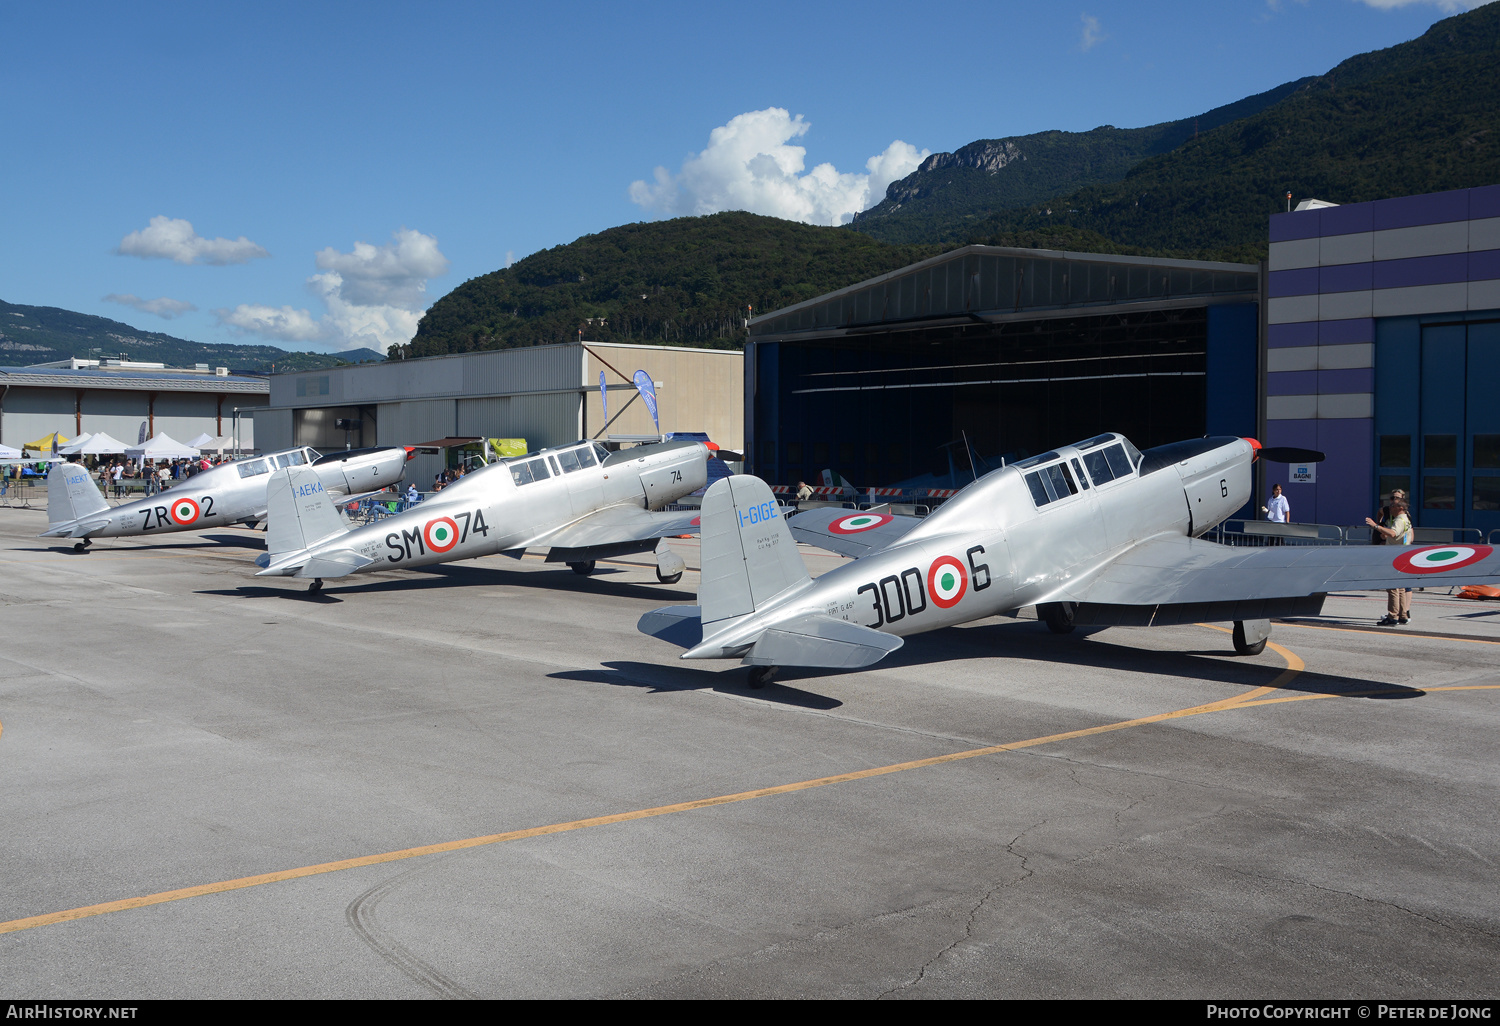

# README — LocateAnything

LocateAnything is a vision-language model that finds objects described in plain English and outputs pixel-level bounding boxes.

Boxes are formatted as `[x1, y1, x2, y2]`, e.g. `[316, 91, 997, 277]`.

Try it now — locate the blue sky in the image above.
[1, 0, 1490, 353]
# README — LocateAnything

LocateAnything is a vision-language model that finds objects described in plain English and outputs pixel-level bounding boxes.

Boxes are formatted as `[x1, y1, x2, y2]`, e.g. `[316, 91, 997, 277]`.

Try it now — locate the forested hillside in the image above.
[968, 5, 1500, 261]
[402, 213, 935, 357]
[850, 78, 1313, 246]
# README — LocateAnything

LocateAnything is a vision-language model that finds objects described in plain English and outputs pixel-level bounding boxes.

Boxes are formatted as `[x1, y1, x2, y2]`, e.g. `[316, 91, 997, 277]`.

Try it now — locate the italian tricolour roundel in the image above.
[168, 497, 200, 525]
[1393, 544, 1493, 575]
[927, 555, 968, 608]
[423, 517, 460, 553]
[828, 513, 893, 535]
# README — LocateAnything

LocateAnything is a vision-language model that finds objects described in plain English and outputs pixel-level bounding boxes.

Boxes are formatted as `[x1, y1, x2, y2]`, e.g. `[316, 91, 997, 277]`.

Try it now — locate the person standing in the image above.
[1366, 499, 1414, 625]
[1263, 484, 1290, 523]
[111, 461, 124, 499]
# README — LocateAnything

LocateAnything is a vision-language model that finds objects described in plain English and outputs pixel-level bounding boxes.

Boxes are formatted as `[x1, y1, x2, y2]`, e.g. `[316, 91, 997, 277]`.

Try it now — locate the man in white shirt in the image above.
[1263, 483, 1290, 523]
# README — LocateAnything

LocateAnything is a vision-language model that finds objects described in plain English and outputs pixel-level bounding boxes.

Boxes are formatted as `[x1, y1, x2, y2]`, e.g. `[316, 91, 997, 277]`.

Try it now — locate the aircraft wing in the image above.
[1054, 534, 1500, 625]
[531, 504, 701, 554]
[785, 507, 921, 559]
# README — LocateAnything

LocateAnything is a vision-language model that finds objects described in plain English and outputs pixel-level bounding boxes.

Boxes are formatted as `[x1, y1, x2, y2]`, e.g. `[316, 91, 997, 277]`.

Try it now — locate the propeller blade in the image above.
[1258, 446, 1325, 464]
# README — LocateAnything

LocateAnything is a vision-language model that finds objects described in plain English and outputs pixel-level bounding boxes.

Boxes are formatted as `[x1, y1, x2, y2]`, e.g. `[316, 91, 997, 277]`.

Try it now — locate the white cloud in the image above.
[1353, 0, 1494, 9]
[629, 108, 929, 226]
[117, 216, 269, 265]
[215, 304, 324, 342]
[215, 228, 449, 352]
[103, 293, 197, 320]
[1079, 13, 1106, 51]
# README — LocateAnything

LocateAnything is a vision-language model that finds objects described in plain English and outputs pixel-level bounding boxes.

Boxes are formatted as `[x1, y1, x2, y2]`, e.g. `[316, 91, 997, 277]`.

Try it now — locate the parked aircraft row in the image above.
[41, 432, 1500, 682]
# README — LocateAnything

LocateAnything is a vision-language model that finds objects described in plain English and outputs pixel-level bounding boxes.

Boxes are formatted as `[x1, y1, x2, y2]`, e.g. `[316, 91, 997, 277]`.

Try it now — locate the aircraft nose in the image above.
[404, 446, 416, 461]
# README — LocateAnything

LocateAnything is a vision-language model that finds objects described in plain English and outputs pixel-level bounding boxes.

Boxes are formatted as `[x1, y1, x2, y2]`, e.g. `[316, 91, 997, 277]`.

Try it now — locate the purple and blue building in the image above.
[1267, 185, 1500, 531]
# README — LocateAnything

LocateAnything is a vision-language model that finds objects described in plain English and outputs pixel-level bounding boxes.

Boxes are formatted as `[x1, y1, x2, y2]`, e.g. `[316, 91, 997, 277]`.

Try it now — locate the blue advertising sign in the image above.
[632, 369, 660, 435]
[599, 371, 608, 426]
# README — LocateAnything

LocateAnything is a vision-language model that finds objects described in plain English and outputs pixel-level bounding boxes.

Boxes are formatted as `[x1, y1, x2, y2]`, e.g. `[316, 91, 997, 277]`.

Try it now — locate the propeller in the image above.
[1242, 438, 1324, 464]
[1258, 446, 1325, 464]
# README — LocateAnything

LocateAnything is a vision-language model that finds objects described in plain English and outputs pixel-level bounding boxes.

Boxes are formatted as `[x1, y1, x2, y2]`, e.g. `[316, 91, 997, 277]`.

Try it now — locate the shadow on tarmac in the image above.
[196, 560, 685, 604]
[31, 531, 266, 555]
[548, 660, 842, 710]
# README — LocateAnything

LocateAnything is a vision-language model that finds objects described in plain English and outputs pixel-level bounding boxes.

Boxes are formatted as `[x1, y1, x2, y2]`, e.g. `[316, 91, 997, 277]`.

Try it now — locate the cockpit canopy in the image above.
[501, 440, 608, 487]
[1015, 433, 1143, 508]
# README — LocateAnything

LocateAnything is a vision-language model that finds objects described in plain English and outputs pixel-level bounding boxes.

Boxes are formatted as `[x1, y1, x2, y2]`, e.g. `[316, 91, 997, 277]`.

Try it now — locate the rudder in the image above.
[47, 463, 109, 527]
[697, 475, 809, 630]
[266, 465, 349, 560]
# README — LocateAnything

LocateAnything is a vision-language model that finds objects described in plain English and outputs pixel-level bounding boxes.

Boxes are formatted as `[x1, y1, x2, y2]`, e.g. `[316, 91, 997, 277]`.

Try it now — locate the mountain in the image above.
[850, 78, 1314, 246]
[0, 300, 384, 373]
[949, 5, 1500, 261]
[403, 212, 936, 358]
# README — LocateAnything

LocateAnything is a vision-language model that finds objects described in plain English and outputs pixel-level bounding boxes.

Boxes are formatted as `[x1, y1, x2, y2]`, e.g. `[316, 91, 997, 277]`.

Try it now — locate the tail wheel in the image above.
[1039, 601, 1076, 634]
[73, 541, 88, 552]
[308, 579, 323, 594]
[569, 561, 596, 576]
[747, 665, 777, 689]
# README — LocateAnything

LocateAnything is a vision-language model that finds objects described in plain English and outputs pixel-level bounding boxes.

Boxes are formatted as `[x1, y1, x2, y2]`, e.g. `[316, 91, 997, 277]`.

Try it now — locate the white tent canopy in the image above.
[56, 432, 93, 454]
[0, 443, 21, 459]
[126, 433, 200, 460]
[61, 432, 132, 455]
[187, 433, 235, 451]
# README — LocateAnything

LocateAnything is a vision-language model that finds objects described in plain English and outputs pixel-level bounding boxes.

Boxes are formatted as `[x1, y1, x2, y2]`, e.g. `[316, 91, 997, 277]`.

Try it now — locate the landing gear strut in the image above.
[1039, 601, 1077, 634]
[747, 665, 778, 689]
[568, 561, 596, 576]
[308, 578, 323, 594]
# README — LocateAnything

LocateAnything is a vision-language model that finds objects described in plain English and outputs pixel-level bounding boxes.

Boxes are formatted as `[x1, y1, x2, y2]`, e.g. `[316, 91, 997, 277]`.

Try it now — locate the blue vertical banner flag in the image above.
[599, 371, 608, 426]
[632, 369, 660, 436]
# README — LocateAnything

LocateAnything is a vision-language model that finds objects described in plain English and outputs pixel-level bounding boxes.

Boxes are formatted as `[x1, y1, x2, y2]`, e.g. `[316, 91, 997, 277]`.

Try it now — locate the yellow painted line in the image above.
[1274, 621, 1500, 646]
[1233, 683, 1500, 708]
[0, 638, 1302, 938]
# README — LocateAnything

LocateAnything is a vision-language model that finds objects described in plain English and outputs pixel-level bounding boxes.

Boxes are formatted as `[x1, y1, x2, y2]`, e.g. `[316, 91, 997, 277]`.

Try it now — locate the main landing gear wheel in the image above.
[568, 561, 596, 576]
[1039, 601, 1077, 634]
[747, 665, 778, 689]
[656, 569, 682, 585]
[1232, 619, 1269, 656]
[308, 578, 324, 594]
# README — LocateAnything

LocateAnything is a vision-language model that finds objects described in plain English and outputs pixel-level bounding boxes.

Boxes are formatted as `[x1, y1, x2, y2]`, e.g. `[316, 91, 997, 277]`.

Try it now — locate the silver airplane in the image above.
[42, 445, 414, 551]
[639, 432, 1500, 687]
[253, 438, 709, 592]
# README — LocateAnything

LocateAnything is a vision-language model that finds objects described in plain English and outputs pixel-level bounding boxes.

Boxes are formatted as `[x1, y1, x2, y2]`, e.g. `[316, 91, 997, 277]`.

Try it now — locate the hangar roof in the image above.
[0, 365, 269, 394]
[749, 244, 1259, 342]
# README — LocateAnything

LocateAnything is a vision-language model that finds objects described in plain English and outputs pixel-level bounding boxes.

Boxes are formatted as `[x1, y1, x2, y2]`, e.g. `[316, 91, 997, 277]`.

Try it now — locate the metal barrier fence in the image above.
[1212, 520, 1346, 547]
[0, 477, 42, 508]
[1214, 520, 1489, 547]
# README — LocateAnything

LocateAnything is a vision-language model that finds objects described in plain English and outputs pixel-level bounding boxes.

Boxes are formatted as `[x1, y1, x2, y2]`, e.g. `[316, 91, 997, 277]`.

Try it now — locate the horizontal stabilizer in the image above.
[299, 550, 376, 579]
[786, 506, 921, 559]
[743, 614, 903, 669]
[637, 605, 702, 649]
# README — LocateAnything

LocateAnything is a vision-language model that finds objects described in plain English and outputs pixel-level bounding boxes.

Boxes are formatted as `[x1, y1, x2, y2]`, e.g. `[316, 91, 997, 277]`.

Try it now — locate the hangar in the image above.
[0, 361, 268, 451]
[254, 340, 743, 488]
[1266, 184, 1500, 531]
[745, 245, 1261, 493]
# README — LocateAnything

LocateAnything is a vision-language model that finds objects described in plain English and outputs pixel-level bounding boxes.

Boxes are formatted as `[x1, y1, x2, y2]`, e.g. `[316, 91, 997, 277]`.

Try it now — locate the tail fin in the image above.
[265, 465, 349, 562]
[46, 463, 109, 527]
[698, 475, 809, 631]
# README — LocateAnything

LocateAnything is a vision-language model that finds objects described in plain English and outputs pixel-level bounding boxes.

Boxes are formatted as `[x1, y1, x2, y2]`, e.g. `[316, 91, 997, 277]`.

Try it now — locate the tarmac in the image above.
[1, 503, 1497, 999]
